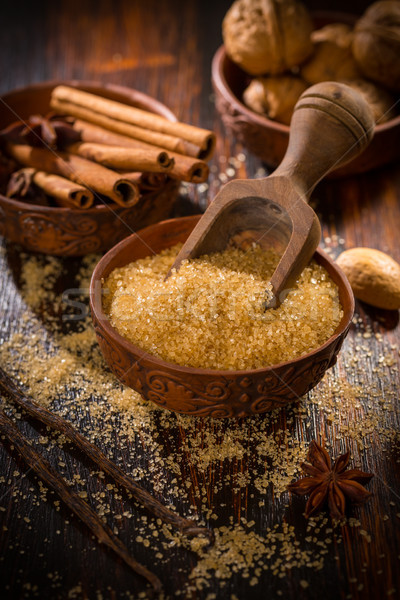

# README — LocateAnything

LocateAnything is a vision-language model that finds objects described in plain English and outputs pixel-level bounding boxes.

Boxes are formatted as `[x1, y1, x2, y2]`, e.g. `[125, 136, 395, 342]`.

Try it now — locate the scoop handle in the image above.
[272, 81, 375, 198]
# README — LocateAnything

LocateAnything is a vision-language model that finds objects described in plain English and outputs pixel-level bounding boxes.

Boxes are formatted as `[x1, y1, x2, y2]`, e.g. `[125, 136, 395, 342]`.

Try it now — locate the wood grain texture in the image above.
[0, 1, 399, 599]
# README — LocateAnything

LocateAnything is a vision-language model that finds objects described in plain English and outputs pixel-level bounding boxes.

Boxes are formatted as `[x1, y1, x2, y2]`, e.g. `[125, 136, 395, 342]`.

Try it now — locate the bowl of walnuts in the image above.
[212, 0, 400, 177]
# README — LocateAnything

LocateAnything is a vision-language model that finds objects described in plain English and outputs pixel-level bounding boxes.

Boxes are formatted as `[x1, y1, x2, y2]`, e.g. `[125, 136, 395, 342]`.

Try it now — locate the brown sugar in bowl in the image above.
[0, 81, 179, 256]
[212, 12, 400, 177]
[90, 215, 354, 418]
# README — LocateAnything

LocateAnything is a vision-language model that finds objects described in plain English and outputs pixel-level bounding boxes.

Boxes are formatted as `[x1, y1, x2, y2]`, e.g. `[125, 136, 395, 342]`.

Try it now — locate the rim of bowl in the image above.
[211, 38, 400, 137]
[0, 79, 178, 214]
[90, 215, 355, 378]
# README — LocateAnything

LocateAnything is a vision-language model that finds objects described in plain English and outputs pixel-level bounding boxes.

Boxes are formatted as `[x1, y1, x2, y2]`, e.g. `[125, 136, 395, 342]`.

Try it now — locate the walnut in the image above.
[340, 79, 397, 124]
[222, 0, 313, 76]
[242, 75, 307, 124]
[352, 1, 400, 92]
[301, 24, 361, 85]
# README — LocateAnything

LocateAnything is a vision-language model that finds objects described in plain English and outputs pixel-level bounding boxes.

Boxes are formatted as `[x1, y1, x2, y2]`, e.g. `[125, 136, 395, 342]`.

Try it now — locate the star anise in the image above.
[288, 441, 374, 520]
[0, 114, 80, 149]
[6, 167, 49, 205]
[6, 167, 35, 197]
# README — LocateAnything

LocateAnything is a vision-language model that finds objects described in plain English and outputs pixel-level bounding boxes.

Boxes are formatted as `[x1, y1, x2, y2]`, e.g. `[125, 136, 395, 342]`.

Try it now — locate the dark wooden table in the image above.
[1, 1, 399, 599]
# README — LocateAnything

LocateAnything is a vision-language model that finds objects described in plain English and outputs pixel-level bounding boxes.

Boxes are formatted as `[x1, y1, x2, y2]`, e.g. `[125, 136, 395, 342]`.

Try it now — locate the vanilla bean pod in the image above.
[0, 367, 213, 542]
[0, 410, 162, 595]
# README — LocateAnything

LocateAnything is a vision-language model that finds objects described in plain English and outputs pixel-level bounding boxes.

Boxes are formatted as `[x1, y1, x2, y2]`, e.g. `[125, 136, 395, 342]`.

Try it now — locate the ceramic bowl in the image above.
[90, 215, 354, 418]
[211, 13, 400, 177]
[0, 81, 179, 256]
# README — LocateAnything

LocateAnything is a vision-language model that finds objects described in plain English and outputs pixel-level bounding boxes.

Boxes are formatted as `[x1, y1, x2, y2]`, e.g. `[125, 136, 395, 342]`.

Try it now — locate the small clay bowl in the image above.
[90, 215, 354, 418]
[211, 12, 400, 177]
[0, 81, 179, 256]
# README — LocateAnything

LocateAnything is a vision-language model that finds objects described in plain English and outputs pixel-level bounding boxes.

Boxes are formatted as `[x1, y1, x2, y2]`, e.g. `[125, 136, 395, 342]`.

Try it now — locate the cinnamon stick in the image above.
[6, 143, 140, 207]
[74, 118, 153, 147]
[72, 120, 209, 183]
[51, 86, 216, 160]
[0, 411, 162, 594]
[169, 154, 209, 183]
[67, 141, 174, 173]
[51, 97, 199, 157]
[6, 167, 93, 209]
[33, 171, 94, 209]
[124, 172, 168, 191]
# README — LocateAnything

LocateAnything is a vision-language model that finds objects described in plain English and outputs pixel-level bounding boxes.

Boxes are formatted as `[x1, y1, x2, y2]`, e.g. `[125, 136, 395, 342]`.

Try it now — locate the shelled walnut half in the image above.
[243, 76, 307, 125]
[301, 24, 361, 85]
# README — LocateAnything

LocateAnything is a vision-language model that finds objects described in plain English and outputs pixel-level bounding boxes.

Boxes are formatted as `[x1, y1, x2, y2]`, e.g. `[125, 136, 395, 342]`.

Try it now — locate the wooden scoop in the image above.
[167, 82, 375, 307]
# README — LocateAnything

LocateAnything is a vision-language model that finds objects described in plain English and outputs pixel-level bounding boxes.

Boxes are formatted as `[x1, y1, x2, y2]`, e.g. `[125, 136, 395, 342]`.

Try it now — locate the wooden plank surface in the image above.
[0, 1, 399, 599]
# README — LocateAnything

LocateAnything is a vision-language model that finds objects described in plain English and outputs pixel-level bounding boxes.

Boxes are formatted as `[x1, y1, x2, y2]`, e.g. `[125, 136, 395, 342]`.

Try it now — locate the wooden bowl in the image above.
[0, 81, 179, 256]
[90, 215, 354, 418]
[211, 14, 400, 177]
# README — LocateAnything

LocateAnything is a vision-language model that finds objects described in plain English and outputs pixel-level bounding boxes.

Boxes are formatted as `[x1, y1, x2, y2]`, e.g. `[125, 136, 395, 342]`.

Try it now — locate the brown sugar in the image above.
[103, 243, 343, 370]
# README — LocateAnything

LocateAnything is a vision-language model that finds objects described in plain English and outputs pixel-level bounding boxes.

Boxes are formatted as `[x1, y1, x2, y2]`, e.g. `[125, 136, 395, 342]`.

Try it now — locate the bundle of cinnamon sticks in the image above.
[0, 85, 216, 210]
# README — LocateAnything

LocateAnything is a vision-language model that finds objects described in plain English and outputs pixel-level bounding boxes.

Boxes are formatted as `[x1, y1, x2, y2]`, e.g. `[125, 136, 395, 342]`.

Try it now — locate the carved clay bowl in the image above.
[211, 12, 400, 177]
[90, 215, 354, 419]
[0, 81, 179, 256]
